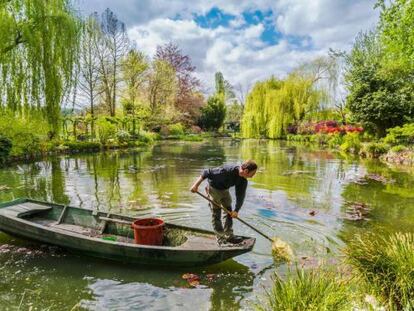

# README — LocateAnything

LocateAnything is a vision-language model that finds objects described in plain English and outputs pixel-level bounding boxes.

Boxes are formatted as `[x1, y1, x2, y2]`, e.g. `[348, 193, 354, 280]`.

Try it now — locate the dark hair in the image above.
[241, 160, 257, 172]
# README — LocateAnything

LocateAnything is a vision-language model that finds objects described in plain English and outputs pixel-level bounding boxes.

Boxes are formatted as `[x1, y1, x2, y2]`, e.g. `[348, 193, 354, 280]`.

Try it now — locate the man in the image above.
[190, 160, 257, 244]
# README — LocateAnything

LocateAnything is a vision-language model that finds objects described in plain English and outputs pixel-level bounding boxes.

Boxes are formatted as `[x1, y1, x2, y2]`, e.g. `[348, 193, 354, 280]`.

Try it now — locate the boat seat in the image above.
[0, 202, 52, 218]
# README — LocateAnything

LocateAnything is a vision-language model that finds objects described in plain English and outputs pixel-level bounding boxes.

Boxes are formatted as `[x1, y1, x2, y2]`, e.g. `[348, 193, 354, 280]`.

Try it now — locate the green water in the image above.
[0, 139, 413, 310]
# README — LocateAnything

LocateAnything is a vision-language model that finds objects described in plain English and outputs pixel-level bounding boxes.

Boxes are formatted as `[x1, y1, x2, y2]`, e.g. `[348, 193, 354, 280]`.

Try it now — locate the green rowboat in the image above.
[0, 198, 255, 266]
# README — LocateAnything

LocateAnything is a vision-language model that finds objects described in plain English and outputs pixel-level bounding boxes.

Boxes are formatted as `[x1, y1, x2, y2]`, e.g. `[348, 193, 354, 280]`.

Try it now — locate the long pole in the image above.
[196, 191, 273, 242]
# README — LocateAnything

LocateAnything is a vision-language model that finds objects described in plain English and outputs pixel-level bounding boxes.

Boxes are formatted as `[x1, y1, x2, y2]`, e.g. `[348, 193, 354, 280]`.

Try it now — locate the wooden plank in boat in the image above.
[0, 202, 52, 217]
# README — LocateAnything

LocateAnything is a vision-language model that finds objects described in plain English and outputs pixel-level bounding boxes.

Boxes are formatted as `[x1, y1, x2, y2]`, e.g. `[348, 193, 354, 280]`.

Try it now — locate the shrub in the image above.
[96, 118, 117, 144]
[327, 133, 344, 149]
[345, 233, 414, 310]
[137, 131, 158, 143]
[0, 135, 12, 164]
[63, 141, 102, 152]
[310, 133, 329, 145]
[198, 94, 226, 131]
[297, 122, 315, 135]
[361, 142, 390, 158]
[340, 133, 361, 153]
[390, 145, 407, 153]
[168, 123, 185, 136]
[116, 130, 131, 143]
[384, 123, 414, 146]
[0, 111, 47, 157]
[255, 268, 352, 311]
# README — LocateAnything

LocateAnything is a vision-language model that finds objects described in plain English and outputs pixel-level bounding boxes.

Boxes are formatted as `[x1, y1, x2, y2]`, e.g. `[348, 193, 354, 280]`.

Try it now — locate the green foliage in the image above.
[168, 123, 185, 136]
[390, 145, 407, 153]
[116, 130, 131, 143]
[63, 141, 101, 152]
[256, 268, 352, 311]
[310, 133, 329, 145]
[340, 133, 361, 153]
[96, 118, 117, 144]
[0, 0, 80, 137]
[361, 142, 390, 158]
[377, 0, 414, 71]
[328, 133, 344, 149]
[0, 111, 48, 157]
[0, 135, 12, 164]
[345, 30, 414, 136]
[383, 123, 414, 146]
[241, 72, 326, 139]
[136, 130, 158, 143]
[198, 94, 226, 131]
[345, 232, 414, 310]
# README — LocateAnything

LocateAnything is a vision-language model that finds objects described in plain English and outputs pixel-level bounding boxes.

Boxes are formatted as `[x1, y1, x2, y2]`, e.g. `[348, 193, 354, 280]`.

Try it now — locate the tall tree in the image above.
[78, 15, 102, 138]
[215, 72, 235, 102]
[155, 43, 202, 124]
[344, 31, 414, 136]
[241, 71, 326, 139]
[121, 49, 149, 134]
[147, 60, 177, 116]
[376, 0, 414, 71]
[0, 0, 80, 138]
[95, 8, 129, 116]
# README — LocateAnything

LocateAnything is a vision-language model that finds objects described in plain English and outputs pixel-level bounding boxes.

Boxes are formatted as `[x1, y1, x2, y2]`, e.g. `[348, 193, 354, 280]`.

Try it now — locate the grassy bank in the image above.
[256, 232, 414, 310]
[0, 131, 211, 166]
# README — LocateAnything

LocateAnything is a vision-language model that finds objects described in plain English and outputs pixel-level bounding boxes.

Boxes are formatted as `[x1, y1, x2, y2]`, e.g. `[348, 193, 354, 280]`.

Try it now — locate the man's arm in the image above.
[234, 179, 247, 212]
[190, 175, 205, 193]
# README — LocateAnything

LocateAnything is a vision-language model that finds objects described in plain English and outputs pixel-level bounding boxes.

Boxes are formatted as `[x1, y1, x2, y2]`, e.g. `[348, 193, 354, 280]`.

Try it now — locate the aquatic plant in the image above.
[255, 268, 352, 311]
[345, 232, 414, 310]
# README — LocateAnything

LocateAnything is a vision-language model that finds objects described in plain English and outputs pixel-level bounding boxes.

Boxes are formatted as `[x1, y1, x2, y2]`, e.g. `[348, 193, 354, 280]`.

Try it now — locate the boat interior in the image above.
[2, 200, 251, 250]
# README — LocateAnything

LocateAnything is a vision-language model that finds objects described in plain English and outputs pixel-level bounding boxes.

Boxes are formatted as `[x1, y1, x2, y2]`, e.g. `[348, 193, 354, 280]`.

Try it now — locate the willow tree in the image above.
[0, 0, 80, 138]
[241, 74, 326, 139]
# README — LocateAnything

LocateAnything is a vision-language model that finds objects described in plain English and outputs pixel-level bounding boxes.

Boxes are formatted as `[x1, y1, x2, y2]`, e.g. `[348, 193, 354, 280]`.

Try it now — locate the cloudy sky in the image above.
[76, 0, 379, 93]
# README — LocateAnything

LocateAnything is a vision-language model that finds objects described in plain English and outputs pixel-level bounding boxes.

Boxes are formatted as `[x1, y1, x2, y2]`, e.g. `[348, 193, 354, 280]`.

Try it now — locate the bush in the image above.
[116, 130, 131, 143]
[384, 123, 414, 146]
[310, 133, 329, 145]
[361, 142, 390, 158]
[0, 135, 12, 164]
[0, 111, 48, 157]
[256, 268, 352, 311]
[168, 123, 185, 136]
[327, 133, 344, 149]
[63, 141, 102, 152]
[390, 145, 408, 153]
[96, 118, 117, 144]
[340, 133, 361, 153]
[198, 94, 226, 131]
[345, 233, 414, 310]
[137, 131, 158, 143]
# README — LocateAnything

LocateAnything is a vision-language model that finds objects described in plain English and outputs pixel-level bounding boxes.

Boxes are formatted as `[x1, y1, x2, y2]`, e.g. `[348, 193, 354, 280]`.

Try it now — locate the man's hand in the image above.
[230, 211, 238, 218]
[190, 184, 198, 193]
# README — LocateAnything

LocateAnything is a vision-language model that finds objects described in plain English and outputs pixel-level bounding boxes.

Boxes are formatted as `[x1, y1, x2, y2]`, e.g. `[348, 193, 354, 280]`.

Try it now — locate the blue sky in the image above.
[77, 0, 379, 92]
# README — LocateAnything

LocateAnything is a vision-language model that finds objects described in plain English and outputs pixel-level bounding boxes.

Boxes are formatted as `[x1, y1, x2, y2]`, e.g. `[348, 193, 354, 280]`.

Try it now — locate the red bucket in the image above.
[131, 218, 164, 245]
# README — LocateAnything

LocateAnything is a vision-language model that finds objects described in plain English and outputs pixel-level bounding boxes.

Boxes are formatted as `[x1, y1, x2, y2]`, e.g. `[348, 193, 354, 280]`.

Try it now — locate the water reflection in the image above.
[0, 139, 414, 310]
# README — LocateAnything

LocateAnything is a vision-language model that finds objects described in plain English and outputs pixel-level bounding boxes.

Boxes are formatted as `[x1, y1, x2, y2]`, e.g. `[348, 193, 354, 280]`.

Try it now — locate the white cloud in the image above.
[78, 0, 380, 93]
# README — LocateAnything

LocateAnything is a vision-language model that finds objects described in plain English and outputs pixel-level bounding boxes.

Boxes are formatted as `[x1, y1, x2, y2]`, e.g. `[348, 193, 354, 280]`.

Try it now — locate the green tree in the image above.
[241, 71, 325, 139]
[120, 49, 149, 134]
[146, 59, 178, 128]
[377, 0, 414, 71]
[344, 31, 414, 136]
[198, 94, 226, 131]
[0, 0, 80, 138]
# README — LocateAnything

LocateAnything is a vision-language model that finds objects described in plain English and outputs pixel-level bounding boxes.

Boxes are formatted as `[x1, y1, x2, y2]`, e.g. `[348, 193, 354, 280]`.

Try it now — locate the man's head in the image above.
[239, 160, 257, 178]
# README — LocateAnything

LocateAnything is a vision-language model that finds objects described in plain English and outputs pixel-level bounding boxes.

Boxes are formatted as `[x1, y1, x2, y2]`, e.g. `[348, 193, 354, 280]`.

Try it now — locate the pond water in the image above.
[0, 139, 413, 310]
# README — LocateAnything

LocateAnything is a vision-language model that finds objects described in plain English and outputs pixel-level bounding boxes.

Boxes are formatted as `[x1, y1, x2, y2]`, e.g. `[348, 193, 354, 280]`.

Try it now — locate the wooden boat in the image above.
[0, 198, 255, 266]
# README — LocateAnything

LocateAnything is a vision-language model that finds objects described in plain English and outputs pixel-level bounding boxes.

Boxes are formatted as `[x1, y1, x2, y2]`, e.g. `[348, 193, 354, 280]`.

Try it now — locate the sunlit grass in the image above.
[255, 267, 352, 311]
[345, 232, 414, 310]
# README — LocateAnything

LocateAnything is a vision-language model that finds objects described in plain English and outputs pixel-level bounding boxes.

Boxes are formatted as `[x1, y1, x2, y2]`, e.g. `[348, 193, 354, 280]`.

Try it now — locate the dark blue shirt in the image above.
[201, 164, 247, 212]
